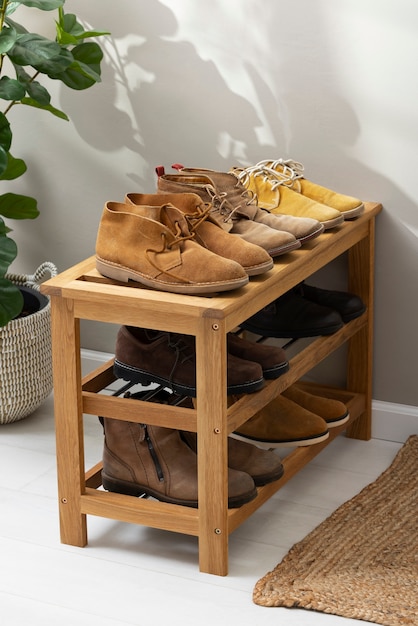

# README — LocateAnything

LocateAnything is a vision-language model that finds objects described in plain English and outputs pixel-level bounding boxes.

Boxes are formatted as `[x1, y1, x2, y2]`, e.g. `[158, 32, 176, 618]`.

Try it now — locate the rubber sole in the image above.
[96, 257, 249, 294]
[114, 360, 265, 397]
[101, 473, 257, 509]
[230, 429, 330, 449]
[239, 320, 344, 339]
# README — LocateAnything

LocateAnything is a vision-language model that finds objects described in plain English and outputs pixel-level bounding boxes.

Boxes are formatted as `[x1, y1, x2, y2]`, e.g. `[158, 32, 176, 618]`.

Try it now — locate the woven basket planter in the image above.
[0, 262, 57, 425]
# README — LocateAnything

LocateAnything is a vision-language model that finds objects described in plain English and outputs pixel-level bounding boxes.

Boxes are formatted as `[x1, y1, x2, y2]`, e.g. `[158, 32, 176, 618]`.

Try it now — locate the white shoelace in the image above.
[233, 159, 305, 192]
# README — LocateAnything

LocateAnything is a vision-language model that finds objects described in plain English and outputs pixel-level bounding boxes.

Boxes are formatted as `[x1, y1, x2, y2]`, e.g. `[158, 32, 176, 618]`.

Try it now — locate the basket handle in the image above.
[5, 262, 58, 292]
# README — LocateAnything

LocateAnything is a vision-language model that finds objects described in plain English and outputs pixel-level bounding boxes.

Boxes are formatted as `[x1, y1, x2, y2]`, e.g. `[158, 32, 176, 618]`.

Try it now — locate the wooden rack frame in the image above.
[41, 201, 381, 576]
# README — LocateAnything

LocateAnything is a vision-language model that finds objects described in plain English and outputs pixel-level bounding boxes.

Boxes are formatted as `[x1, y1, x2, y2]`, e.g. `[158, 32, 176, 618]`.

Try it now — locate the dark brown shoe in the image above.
[114, 326, 264, 397]
[227, 332, 289, 379]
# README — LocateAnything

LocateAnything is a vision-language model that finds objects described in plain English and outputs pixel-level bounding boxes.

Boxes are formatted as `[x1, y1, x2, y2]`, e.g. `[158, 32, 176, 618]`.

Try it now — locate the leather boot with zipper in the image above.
[101, 416, 257, 508]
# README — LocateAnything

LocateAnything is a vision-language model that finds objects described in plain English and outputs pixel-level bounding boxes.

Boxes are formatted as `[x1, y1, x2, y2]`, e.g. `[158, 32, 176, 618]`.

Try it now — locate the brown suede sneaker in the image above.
[114, 326, 265, 397]
[125, 192, 273, 276]
[282, 383, 349, 428]
[230, 394, 329, 448]
[95, 200, 249, 294]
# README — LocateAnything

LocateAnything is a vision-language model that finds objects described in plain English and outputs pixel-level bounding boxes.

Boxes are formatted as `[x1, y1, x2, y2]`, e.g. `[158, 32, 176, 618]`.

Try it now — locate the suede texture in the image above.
[125, 192, 273, 276]
[181, 167, 325, 242]
[95, 201, 248, 294]
[157, 173, 301, 257]
[102, 417, 257, 508]
[233, 167, 344, 229]
[114, 326, 265, 396]
[282, 383, 349, 427]
[231, 394, 329, 448]
[182, 430, 284, 486]
[227, 333, 288, 379]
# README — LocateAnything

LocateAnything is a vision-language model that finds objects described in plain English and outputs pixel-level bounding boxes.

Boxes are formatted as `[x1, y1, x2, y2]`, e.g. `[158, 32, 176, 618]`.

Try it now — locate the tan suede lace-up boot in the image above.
[174, 165, 325, 244]
[156, 170, 301, 257]
[95, 200, 249, 294]
[125, 192, 273, 276]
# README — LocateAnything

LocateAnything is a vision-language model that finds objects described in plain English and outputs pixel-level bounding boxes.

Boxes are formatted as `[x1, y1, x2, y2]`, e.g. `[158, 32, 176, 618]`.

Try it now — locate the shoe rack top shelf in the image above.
[41, 202, 381, 334]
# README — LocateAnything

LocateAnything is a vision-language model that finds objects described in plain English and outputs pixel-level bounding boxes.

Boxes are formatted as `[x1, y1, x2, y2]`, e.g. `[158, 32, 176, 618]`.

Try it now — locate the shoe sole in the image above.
[267, 239, 301, 258]
[230, 429, 330, 449]
[263, 361, 290, 379]
[96, 257, 249, 294]
[245, 258, 274, 276]
[297, 223, 325, 245]
[341, 203, 365, 220]
[325, 411, 350, 428]
[101, 473, 257, 508]
[114, 360, 265, 397]
[321, 214, 345, 229]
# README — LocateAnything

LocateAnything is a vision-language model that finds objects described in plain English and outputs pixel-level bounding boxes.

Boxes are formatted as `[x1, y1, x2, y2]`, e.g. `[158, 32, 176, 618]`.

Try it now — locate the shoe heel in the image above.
[96, 258, 131, 283]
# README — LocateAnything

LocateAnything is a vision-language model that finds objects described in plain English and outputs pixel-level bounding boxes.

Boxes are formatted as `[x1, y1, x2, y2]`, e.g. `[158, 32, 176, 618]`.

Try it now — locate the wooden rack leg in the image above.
[346, 216, 376, 440]
[195, 317, 229, 575]
[50, 295, 87, 546]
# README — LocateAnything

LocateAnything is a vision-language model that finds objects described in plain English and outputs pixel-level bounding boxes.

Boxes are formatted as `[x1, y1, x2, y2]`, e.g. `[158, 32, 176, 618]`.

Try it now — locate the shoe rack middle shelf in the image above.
[41, 201, 381, 577]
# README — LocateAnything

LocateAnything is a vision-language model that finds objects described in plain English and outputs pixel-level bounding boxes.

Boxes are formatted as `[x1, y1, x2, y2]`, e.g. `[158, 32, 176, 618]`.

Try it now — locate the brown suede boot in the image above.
[101, 417, 257, 508]
[181, 430, 284, 486]
[114, 326, 265, 396]
[95, 201, 248, 294]
[282, 383, 349, 428]
[156, 172, 301, 257]
[125, 192, 273, 276]
[230, 394, 329, 448]
[176, 166, 325, 243]
[227, 332, 288, 379]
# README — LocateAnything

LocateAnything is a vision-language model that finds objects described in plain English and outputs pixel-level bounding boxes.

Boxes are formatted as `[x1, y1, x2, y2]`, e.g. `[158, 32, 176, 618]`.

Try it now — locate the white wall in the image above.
[8, 0, 418, 406]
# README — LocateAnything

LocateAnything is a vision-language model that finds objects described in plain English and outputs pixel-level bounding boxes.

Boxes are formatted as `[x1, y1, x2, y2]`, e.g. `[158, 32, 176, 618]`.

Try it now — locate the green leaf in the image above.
[0, 113, 12, 152]
[10, 0, 64, 11]
[0, 146, 8, 176]
[0, 76, 26, 101]
[0, 192, 39, 220]
[0, 277, 24, 326]
[32, 45, 73, 75]
[25, 80, 51, 105]
[0, 24, 18, 54]
[0, 223, 17, 274]
[20, 96, 69, 120]
[53, 42, 103, 90]
[0, 152, 27, 180]
[8, 33, 62, 66]
[56, 13, 110, 44]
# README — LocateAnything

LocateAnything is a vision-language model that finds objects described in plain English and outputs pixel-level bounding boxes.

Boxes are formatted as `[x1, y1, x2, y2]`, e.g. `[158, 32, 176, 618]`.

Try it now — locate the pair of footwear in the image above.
[240, 282, 366, 338]
[156, 165, 324, 255]
[101, 388, 284, 509]
[232, 159, 364, 229]
[231, 383, 349, 448]
[114, 326, 289, 397]
[96, 192, 274, 295]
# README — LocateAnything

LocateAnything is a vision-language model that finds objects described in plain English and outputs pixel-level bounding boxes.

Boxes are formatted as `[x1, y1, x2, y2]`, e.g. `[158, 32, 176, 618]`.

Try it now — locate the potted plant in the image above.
[0, 0, 109, 423]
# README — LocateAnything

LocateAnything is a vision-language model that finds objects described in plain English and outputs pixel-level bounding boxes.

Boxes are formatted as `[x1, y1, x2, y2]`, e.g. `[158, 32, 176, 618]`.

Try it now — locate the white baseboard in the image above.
[81, 350, 418, 444]
[372, 400, 418, 443]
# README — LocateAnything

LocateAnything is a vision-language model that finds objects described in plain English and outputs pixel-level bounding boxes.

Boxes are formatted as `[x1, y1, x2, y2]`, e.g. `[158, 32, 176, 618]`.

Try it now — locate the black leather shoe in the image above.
[240, 290, 344, 338]
[296, 282, 366, 323]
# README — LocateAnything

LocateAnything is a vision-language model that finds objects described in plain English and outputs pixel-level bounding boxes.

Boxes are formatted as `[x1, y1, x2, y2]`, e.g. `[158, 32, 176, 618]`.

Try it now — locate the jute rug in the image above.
[254, 435, 418, 625]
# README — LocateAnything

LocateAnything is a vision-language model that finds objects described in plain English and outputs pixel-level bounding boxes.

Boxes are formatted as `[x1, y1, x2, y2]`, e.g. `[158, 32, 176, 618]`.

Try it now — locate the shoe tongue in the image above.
[159, 203, 192, 236]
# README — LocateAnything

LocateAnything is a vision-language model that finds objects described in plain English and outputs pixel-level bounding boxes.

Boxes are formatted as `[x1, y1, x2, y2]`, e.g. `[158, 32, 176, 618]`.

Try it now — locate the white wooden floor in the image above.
[0, 392, 403, 626]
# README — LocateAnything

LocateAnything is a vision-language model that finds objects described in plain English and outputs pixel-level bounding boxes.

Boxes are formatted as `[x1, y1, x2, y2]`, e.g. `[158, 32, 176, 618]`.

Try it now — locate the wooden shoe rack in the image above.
[41, 201, 381, 576]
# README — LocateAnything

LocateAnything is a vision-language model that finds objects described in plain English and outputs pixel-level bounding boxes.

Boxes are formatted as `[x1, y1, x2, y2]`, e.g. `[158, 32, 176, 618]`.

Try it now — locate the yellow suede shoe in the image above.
[242, 159, 364, 220]
[233, 163, 343, 229]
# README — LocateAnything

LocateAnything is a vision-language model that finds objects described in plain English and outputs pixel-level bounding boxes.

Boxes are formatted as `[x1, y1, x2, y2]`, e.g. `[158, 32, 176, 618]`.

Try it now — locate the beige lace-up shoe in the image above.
[125, 192, 273, 276]
[170, 165, 325, 244]
[95, 200, 248, 294]
[156, 171, 301, 257]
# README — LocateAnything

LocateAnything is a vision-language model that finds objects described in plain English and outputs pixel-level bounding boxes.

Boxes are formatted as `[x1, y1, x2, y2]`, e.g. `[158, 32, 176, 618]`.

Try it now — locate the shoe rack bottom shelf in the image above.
[81, 376, 365, 541]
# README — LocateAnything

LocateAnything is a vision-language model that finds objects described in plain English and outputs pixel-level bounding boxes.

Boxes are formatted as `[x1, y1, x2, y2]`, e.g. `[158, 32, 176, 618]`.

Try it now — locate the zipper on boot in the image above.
[142, 424, 164, 482]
